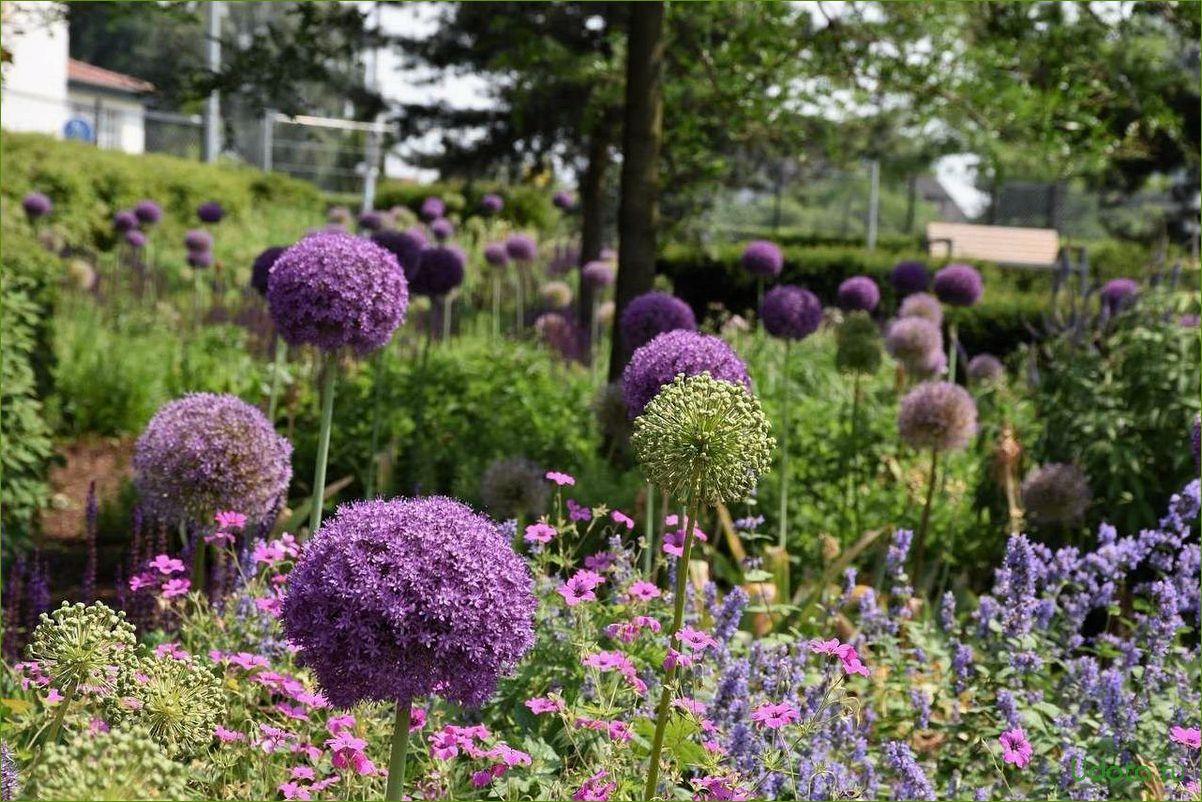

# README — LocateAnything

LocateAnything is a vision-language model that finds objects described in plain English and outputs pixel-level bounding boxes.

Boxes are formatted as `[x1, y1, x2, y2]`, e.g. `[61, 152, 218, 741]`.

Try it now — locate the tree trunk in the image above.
[577, 129, 612, 326]
[608, 1, 666, 383]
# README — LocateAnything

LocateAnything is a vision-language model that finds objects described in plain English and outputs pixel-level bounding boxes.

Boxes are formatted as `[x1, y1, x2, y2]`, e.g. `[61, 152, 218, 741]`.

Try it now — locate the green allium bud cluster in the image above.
[835, 312, 882, 374]
[632, 372, 774, 506]
[27, 602, 137, 696]
[25, 725, 190, 800]
[110, 655, 225, 757]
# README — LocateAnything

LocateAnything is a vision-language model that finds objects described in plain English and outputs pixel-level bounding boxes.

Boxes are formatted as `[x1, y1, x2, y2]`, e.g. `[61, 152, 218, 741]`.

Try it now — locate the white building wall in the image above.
[0, 2, 69, 136]
[66, 88, 146, 154]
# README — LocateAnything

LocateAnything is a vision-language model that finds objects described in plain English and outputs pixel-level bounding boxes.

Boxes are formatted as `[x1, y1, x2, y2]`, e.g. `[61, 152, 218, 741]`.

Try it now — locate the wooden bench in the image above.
[925, 222, 1062, 269]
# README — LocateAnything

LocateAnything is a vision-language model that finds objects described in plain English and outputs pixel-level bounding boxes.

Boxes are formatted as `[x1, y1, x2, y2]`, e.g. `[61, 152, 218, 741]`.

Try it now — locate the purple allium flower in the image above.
[618, 291, 697, 350]
[134, 393, 292, 525]
[582, 260, 615, 288]
[196, 201, 224, 224]
[250, 245, 286, 297]
[898, 381, 978, 452]
[125, 230, 147, 249]
[740, 240, 783, 278]
[357, 210, 384, 232]
[134, 200, 162, 225]
[889, 260, 930, 295]
[483, 242, 509, 269]
[898, 292, 943, 326]
[932, 264, 983, 307]
[412, 245, 466, 297]
[837, 275, 880, 312]
[885, 317, 943, 374]
[552, 190, 575, 211]
[1101, 278, 1139, 314]
[267, 232, 408, 353]
[505, 234, 538, 263]
[184, 229, 213, 252]
[429, 218, 454, 242]
[420, 196, 445, 222]
[22, 192, 51, 219]
[480, 193, 504, 215]
[621, 330, 751, 418]
[966, 354, 1004, 385]
[186, 249, 213, 269]
[372, 228, 427, 281]
[281, 497, 537, 708]
[113, 210, 138, 233]
[1021, 463, 1091, 524]
[760, 285, 821, 340]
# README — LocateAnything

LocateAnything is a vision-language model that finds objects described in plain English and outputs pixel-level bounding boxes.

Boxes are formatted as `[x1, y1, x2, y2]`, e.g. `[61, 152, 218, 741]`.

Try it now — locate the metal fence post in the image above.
[866, 159, 880, 251]
[261, 110, 274, 172]
[203, 1, 223, 163]
[361, 122, 380, 213]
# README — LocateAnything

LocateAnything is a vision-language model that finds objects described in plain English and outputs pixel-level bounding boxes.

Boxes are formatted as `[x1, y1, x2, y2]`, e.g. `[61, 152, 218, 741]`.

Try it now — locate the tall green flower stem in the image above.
[364, 349, 386, 498]
[267, 338, 288, 423]
[192, 270, 203, 332]
[947, 320, 959, 383]
[643, 478, 700, 801]
[643, 483, 655, 577]
[492, 274, 502, 338]
[442, 295, 453, 341]
[385, 702, 411, 802]
[913, 448, 939, 582]
[848, 372, 863, 539]
[514, 269, 525, 334]
[777, 340, 791, 550]
[308, 353, 338, 536]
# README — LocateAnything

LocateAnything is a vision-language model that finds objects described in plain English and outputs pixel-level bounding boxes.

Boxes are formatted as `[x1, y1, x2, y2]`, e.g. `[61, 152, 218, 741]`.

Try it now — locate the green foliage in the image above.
[373, 179, 558, 232]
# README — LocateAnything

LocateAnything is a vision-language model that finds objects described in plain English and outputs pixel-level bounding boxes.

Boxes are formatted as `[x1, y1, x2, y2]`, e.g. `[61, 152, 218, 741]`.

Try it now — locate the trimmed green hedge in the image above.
[373, 179, 560, 232]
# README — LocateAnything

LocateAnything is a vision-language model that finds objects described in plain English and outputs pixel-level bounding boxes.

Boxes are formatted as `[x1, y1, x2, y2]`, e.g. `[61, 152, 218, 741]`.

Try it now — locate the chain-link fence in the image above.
[143, 110, 203, 160]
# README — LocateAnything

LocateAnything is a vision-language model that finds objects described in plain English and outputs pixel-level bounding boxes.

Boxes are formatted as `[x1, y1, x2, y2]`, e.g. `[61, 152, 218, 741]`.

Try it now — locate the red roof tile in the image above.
[67, 59, 155, 94]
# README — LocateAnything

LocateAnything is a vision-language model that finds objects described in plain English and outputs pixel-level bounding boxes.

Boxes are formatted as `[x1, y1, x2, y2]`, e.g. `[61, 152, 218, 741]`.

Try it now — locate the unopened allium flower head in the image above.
[1021, 463, 1091, 524]
[890, 260, 931, 295]
[631, 373, 774, 506]
[196, 201, 223, 224]
[933, 264, 983, 307]
[622, 329, 751, 418]
[741, 240, 783, 278]
[113, 210, 138, 233]
[282, 497, 537, 708]
[898, 292, 943, 326]
[268, 231, 408, 352]
[479, 457, 549, 520]
[582, 260, 615, 288]
[22, 192, 52, 219]
[250, 245, 286, 297]
[327, 205, 353, 226]
[430, 218, 454, 242]
[27, 602, 137, 694]
[540, 280, 573, 310]
[67, 259, 96, 291]
[967, 354, 1005, 386]
[760, 284, 821, 340]
[186, 249, 213, 269]
[837, 275, 880, 312]
[596, 300, 615, 326]
[484, 242, 509, 268]
[25, 725, 188, 801]
[125, 230, 147, 249]
[481, 193, 504, 214]
[898, 381, 978, 452]
[183, 229, 212, 252]
[412, 244, 466, 297]
[134, 393, 292, 525]
[420, 196, 446, 222]
[1101, 278, 1139, 314]
[372, 227, 427, 280]
[886, 316, 943, 373]
[620, 291, 697, 350]
[133, 200, 162, 225]
[836, 311, 882, 374]
[112, 655, 224, 756]
[553, 190, 575, 210]
[505, 234, 538, 263]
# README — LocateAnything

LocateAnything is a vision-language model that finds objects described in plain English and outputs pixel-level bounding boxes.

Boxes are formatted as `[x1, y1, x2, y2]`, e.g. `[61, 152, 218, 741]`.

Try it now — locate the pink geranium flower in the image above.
[611, 510, 634, 529]
[128, 572, 156, 591]
[677, 626, 718, 652]
[1171, 725, 1201, 750]
[278, 781, 311, 800]
[149, 554, 185, 575]
[662, 526, 708, 557]
[573, 770, 617, 801]
[807, 638, 842, 655]
[673, 698, 708, 716]
[664, 648, 694, 671]
[524, 522, 557, 544]
[205, 531, 235, 546]
[558, 570, 605, 606]
[161, 578, 191, 598]
[999, 727, 1033, 768]
[525, 696, 565, 715]
[835, 643, 870, 677]
[751, 702, 801, 729]
[626, 580, 661, 602]
[215, 511, 247, 530]
[154, 642, 190, 661]
[546, 471, 576, 486]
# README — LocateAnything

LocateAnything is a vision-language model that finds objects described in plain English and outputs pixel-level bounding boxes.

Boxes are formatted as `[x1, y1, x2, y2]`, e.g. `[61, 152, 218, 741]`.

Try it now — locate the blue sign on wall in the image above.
[64, 118, 94, 143]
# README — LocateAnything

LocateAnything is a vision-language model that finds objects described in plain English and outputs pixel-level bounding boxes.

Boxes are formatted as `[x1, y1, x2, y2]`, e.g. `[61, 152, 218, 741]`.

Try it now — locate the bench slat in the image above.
[927, 222, 1060, 266]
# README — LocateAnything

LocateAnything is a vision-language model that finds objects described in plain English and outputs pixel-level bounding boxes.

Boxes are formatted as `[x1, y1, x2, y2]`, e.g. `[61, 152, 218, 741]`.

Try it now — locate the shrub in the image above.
[374, 179, 558, 231]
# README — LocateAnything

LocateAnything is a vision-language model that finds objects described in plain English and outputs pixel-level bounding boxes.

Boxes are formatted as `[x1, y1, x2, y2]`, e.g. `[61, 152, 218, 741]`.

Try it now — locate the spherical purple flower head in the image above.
[837, 275, 880, 312]
[889, 260, 931, 296]
[480, 193, 504, 215]
[281, 496, 537, 709]
[933, 263, 983, 307]
[1101, 278, 1139, 314]
[552, 190, 575, 211]
[133, 200, 162, 225]
[1021, 463, 1091, 524]
[186, 249, 213, 269]
[411, 245, 466, 297]
[619, 291, 697, 350]
[125, 230, 147, 249]
[760, 284, 821, 341]
[898, 381, 978, 453]
[22, 192, 51, 219]
[420, 196, 445, 222]
[196, 201, 223, 224]
[250, 245, 286, 297]
[966, 354, 1005, 386]
[582, 260, 615, 288]
[357, 210, 384, 232]
[267, 232, 408, 354]
[505, 234, 538, 263]
[898, 292, 943, 327]
[886, 316, 943, 372]
[429, 218, 454, 242]
[741, 240, 783, 278]
[183, 229, 213, 252]
[483, 242, 509, 269]
[113, 210, 138, 233]
[622, 329, 751, 418]
[134, 393, 292, 525]
[371, 228, 427, 281]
